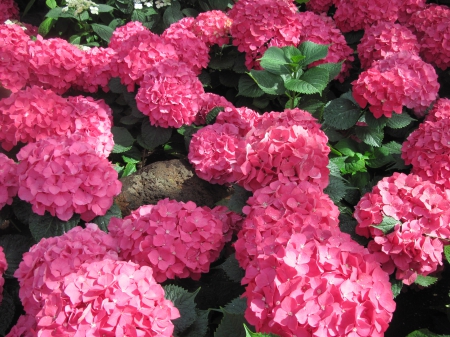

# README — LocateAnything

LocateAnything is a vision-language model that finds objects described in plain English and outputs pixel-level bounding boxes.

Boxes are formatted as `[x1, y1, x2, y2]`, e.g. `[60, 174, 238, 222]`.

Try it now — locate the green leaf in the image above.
[131, 9, 146, 22]
[97, 4, 114, 12]
[324, 174, 348, 203]
[108, 77, 126, 93]
[206, 107, 224, 125]
[383, 141, 402, 155]
[284, 78, 320, 95]
[112, 126, 135, 153]
[445, 245, 450, 264]
[208, 0, 231, 10]
[215, 184, 252, 215]
[0, 289, 15, 336]
[182, 8, 199, 17]
[122, 162, 137, 177]
[163, 285, 199, 334]
[69, 35, 81, 44]
[366, 147, 395, 169]
[390, 277, 403, 298]
[314, 62, 343, 82]
[406, 329, 450, 337]
[163, 1, 183, 28]
[297, 41, 329, 67]
[29, 213, 80, 242]
[218, 254, 245, 283]
[334, 138, 358, 157]
[297, 99, 324, 117]
[323, 126, 344, 142]
[46, 0, 57, 8]
[78, 10, 89, 21]
[355, 126, 384, 147]
[259, 47, 290, 75]
[184, 309, 209, 337]
[23, 0, 36, 17]
[282, 45, 302, 61]
[209, 51, 237, 70]
[297, 67, 330, 95]
[223, 296, 247, 315]
[249, 70, 285, 95]
[386, 112, 416, 129]
[38, 17, 54, 36]
[365, 111, 388, 129]
[414, 275, 438, 287]
[45, 7, 63, 18]
[343, 155, 367, 175]
[323, 98, 361, 130]
[0, 235, 35, 278]
[91, 203, 122, 233]
[339, 213, 369, 246]
[371, 215, 399, 234]
[91, 23, 114, 43]
[214, 313, 246, 337]
[238, 75, 264, 98]
[139, 119, 172, 150]
[244, 325, 279, 337]
[122, 156, 140, 164]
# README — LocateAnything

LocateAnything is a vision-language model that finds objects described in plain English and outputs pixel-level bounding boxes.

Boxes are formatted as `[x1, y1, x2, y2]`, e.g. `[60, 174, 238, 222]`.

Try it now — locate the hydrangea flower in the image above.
[14, 224, 119, 316]
[354, 172, 450, 284]
[194, 92, 235, 126]
[305, 0, 334, 13]
[192, 10, 232, 47]
[357, 22, 420, 69]
[136, 59, 205, 128]
[425, 98, 450, 122]
[0, 23, 30, 92]
[0, 246, 7, 305]
[396, 0, 426, 24]
[352, 51, 439, 118]
[0, 153, 18, 210]
[34, 259, 179, 336]
[27, 36, 85, 94]
[108, 198, 230, 282]
[5, 314, 36, 337]
[16, 135, 122, 221]
[215, 106, 261, 137]
[0, 0, 19, 23]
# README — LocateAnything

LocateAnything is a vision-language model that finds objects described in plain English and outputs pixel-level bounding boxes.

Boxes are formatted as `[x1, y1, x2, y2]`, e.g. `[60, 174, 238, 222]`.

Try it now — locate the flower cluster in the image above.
[0, 23, 30, 92]
[357, 22, 420, 69]
[352, 51, 439, 118]
[108, 198, 230, 282]
[75, 47, 115, 93]
[408, 4, 450, 70]
[16, 135, 122, 221]
[62, 0, 99, 15]
[14, 223, 119, 316]
[5, 314, 36, 337]
[34, 259, 179, 336]
[194, 92, 235, 125]
[136, 59, 204, 128]
[0, 0, 19, 23]
[191, 10, 232, 47]
[397, 0, 426, 23]
[0, 153, 18, 210]
[305, 0, 334, 13]
[354, 172, 450, 284]
[425, 98, 450, 122]
[215, 106, 261, 137]
[0, 246, 7, 305]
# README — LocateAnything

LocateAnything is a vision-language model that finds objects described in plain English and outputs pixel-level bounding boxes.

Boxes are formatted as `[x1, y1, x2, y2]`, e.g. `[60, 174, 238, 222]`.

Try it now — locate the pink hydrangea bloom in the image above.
[188, 123, 241, 185]
[357, 22, 420, 69]
[192, 10, 232, 47]
[0, 246, 7, 305]
[14, 223, 119, 316]
[234, 109, 330, 192]
[0, 0, 19, 22]
[295, 11, 354, 82]
[215, 106, 261, 137]
[425, 98, 450, 122]
[0, 23, 30, 92]
[408, 4, 450, 70]
[352, 51, 439, 118]
[27, 36, 85, 94]
[305, 0, 334, 13]
[108, 198, 228, 282]
[354, 172, 450, 283]
[34, 259, 179, 336]
[109, 21, 155, 55]
[16, 136, 122, 221]
[5, 314, 36, 337]
[136, 59, 205, 128]
[195, 93, 235, 125]
[162, 19, 210, 75]
[0, 87, 114, 157]
[0, 153, 18, 210]
[333, 0, 400, 32]
[397, 0, 426, 24]
[402, 119, 450, 190]
[210, 205, 244, 243]
[243, 227, 395, 337]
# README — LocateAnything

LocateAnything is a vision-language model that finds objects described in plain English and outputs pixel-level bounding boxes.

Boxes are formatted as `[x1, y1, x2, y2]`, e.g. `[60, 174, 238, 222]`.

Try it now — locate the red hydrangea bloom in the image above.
[215, 106, 261, 137]
[0, 246, 7, 305]
[192, 10, 232, 47]
[136, 59, 205, 128]
[234, 180, 339, 273]
[305, 0, 334, 13]
[162, 19, 210, 74]
[14, 223, 119, 316]
[5, 314, 36, 337]
[0, 153, 18, 210]
[195, 93, 235, 125]
[425, 98, 450, 122]
[108, 198, 229, 282]
[234, 109, 330, 192]
[352, 52, 439, 118]
[295, 11, 354, 82]
[0, 87, 114, 157]
[402, 118, 450, 190]
[408, 4, 450, 70]
[27, 36, 85, 94]
[210, 205, 244, 243]
[334, 0, 400, 32]
[34, 259, 179, 336]
[357, 22, 420, 69]
[243, 227, 395, 337]
[75, 47, 116, 93]
[0, 23, 30, 92]
[354, 172, 450, 283]
[0, 0, 19, 22]
[109, 21, 155, 54]
[16, 136, 122, 221]
[397, 0, 426, 24]
[188, 123, 241, 185]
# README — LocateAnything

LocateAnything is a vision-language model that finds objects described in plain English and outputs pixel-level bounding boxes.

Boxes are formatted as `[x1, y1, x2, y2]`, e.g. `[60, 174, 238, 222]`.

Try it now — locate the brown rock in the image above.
[115, 159, 231, 216]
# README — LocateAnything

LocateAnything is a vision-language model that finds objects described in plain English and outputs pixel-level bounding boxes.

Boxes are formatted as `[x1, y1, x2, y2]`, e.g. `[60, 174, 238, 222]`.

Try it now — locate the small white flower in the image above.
[134, 3, 143, 9]
[89, 6, 99, 14]
[145, 1, 152, 6]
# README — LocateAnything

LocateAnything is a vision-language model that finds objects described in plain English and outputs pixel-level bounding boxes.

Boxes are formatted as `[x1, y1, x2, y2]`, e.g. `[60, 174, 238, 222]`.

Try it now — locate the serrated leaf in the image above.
[184, 309, 209, 337]
[334, 138, 358, 157]
[297, 41, 329, 67]
[343, 155, 367, 175]
[390, 277, 403, 298]
[338, 213, 369, 246]
[0, 235, 35, 278]
[97, 4, 114, 12]
[249, 70, 285, 95]
[121, 162, 137, 177]
[244, 324, 279, 337]
[214, 313, 246, 337]
[282, 45, 302, 61]
[371, 215, 399, 234]
[366, 147, 395, 169]
[355, 126, 383, 147]
[414, 275, 438, 287]
[238, 75, 264, 98]
[323, 98, 361, 130]
[131, 9, 146, 22]
[112, 126, 135, 153]
[206, 107, 224, 125]
[0, 289, 15, 335]
[297, 67, 330, 95]
[365, 111, 388, 129]
[91, 23, 114, 43]
[406, 329, 450, 337]
[108, 77, 126, 93]
[259, 47, 290, 75]
[297, 99, 324, 117]
[163, 1, 183, 28]
[315, 62, 343, 81]
[284, 78, 320, 95]
[322, 126, 344, 142]
[215, 184, 252, 215]
[223, 296, 247, 315]
[163, 285, 199, 334]
[208, 0, 231, 10]
[386, 112, 416, 129]
[38, 17, 54, 36]
[209, 52, 236, 70]
[218, 254, 245, 283]
[91, 203, 122, 233]
[324, 174, 348, 203]
[139, 119, 172, 150]
[29, 212, 80, 242]
[383, 141, 402, 155]
[445, 245, 450, 264]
